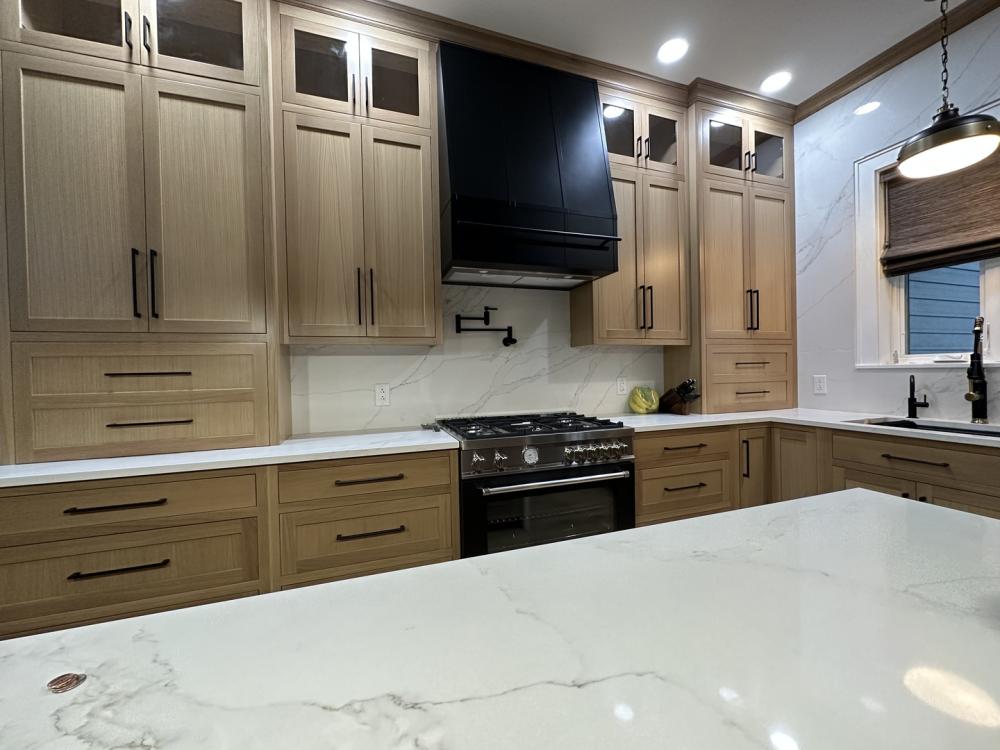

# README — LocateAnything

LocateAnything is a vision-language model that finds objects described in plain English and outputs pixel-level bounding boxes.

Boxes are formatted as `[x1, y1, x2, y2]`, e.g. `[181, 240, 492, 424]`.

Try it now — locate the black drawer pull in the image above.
[65, 498, 168, 515]
[735, 390, 771, 396]
[334, 473, 405, 487]
[663, 443, 708, 451]
[106, 419, 193, 429]
[131, 248, 141, 318]
[104, 371, 193, 378]
[68, 558, 170, 581]
[336, 525, 406, 542]
[881, 453, 951, 468]
[664, 482, 707, 493]
[735, 361, 771, 367]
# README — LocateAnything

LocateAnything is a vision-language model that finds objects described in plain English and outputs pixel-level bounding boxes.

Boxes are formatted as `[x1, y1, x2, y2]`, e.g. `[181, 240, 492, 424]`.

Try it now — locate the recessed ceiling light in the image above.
[760, 71, 792, 94]
[657, 38, 689, 64]
[854, 101, 881, 116]
[603, 105, 624, 119]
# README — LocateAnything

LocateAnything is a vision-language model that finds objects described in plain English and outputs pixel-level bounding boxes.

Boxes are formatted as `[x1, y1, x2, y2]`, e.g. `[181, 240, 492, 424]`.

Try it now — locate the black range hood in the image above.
[438, 42, 618, 289]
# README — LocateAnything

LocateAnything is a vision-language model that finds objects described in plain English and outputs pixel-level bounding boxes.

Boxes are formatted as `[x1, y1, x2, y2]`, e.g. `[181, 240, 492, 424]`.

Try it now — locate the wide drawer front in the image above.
[0, 474, 258, 540]
[0, 520, 258, 624]
[924, 485, 1000, 519]
[833, 433, 1000, 488]
[638, 460, 733, 522]
[706, 345, 792, 380]
[708, 380, 791, 412]
[280, 494, 451, 575]
[635, 429, 732, 464]
[278, 454, 452, 504]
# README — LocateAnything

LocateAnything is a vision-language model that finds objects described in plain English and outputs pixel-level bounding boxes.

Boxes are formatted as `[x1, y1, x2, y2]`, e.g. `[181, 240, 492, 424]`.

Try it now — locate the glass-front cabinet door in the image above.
[280, 14, 359, 116]
[3, 0, 141, 63]
[700, 106, 749, 181]
[600, 91, 641, 168]
[140, 0, 261, 85]
[643, 103, 685, 176]
[749, 119, 792, 188]
[359, 31, 430, 129]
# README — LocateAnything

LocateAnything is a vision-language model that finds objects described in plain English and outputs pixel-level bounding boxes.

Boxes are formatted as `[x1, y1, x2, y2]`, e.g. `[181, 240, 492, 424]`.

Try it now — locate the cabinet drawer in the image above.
[708, 380, 791, 412]
[833, 467, 916, 498]
[280, 494, 450, 576]
[0, 474, 257, 541]
[832, 433, 1000, 489]
[278, 454, 452, 504]
[638, 460, 733, 523]
[921, 485, 1000, 519]
[635, 429, 732, 464]
[707, 345, 791, 381]
[0, 520, 258, 624]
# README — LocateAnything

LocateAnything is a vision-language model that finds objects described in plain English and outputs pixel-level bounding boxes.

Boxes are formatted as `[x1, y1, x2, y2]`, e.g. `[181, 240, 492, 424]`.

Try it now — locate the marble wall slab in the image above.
[291, 285, 663, 433]
[795, 8, 1000, 420]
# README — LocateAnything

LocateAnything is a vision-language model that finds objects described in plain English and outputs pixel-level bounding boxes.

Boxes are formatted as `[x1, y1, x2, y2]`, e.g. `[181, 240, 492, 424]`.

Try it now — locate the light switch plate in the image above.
[616, 377, 628, 395]
[375, 384, 391, 406]
[812, 375, 828, 396]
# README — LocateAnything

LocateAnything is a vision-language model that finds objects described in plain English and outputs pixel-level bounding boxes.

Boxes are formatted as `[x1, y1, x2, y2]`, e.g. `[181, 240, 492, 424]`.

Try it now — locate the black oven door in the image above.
[460, 462, 635, 557]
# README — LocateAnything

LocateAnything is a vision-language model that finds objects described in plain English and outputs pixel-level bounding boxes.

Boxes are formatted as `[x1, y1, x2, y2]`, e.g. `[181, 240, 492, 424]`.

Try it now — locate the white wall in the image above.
[291, 285, 662, 433]
[795, 8, 1000, 419]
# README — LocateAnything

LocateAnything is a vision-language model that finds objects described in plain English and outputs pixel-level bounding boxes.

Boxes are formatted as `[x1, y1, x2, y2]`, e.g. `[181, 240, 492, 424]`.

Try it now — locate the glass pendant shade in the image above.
[897, 107, 1000, 179]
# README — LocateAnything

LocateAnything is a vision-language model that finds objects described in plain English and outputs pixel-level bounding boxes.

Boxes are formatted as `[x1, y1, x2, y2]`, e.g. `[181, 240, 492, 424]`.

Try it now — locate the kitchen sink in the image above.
[847, 417, 1000, 438]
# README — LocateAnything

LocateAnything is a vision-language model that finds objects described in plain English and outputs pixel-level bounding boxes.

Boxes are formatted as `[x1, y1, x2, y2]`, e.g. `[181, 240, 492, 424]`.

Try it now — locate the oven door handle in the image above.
[480, 470, 632, 496]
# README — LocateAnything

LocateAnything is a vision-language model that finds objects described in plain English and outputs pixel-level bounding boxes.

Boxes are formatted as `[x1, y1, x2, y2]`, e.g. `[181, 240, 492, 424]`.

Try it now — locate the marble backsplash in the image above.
[290, 285, 663, 434]
[794, 7, 1000, 422]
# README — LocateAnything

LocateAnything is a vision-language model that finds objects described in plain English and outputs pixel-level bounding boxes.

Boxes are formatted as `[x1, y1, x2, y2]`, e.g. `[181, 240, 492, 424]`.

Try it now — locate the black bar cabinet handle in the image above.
[149, 249, 159, 318]
[736, 390, 771, 396]
[664, 483, 707, 493]
[744, 151, 751, 171]
[735, 361, 771, 367]
[142, 15, 151, 52]
[337, 525, 406, 542]
[131, 248, 141, 318]
[124, 11, 133, 50]
[644, 137, 650, 160]
[742, 439, 751, 478]
[65, 498, 168, 516]
[351, 73, 356, 106]
[356, 267, 363, 325]
[751, 152, 758, 173]
[881, 453, 951, 468]
[369, 269, 376, 325]
[68, 558, 170, 582]
[334, 472, 405, 487]
[639, 285, 647, 330]
[106, 419, 193, 429]
[663, 443, 707, 451]
[918, 496, 930, 503]
[647, 286, 654, 330]
[105, 371, 192, 378]
[365, 75, 370, 111]
[754, 289, 761, 331]
[746, 289, 754, 330]
[636, 135, 642, 159]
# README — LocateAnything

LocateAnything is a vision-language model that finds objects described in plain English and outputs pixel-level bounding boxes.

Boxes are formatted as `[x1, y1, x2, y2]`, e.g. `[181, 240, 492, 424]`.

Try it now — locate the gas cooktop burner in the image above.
[437, 412, 626, 441]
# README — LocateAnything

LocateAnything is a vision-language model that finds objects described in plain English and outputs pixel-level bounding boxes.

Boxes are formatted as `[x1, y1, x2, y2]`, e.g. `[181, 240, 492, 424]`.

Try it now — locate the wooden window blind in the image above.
[881, 149, 1000, 277]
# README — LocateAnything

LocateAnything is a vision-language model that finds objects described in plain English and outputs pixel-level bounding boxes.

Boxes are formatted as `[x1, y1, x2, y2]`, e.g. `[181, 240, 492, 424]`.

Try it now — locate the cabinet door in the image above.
[750, 118, 792, 188]
[699, 106, 749, 182]
[642, 174, 688, 343]
[280, 14, 359, 117]
[359, 31, 431, 129]
[2, 0, 141, 63]
[4, 54, 148, 333]
[143, 78, 265, 334]
[749, 187, 794, 340]
[643, 103, 685, 176]
[835, 468, 916, 499]
[739, 427, 770, 507]
[595, 167, 643, 340]
[362, 126, 437, 339]
[283, 113, 366, 338]
[140, 0, 261, 85]
[701, 180, 751, 339]
[600, 91, 641, 168]
[771, 427, 817, 502]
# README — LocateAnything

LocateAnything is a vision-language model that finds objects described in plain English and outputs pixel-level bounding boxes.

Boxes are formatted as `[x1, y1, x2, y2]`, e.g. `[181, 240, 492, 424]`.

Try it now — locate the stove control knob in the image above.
[564, 447, 575, 464]
[605, 442, 618, 459]
[470, 452, 486, 472]
[586, 444, 598, 461]
[522, 446, 540, 466]
[494, 450, 509, 469]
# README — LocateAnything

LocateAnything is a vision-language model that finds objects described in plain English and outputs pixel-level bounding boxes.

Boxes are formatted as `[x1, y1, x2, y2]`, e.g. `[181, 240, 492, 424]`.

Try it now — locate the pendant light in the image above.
[897, 0, 1000, 179]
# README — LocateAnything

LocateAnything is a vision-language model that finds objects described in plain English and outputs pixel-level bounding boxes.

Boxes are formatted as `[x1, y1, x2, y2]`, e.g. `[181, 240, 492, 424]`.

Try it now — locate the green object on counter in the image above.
[628, 386, 660, 414]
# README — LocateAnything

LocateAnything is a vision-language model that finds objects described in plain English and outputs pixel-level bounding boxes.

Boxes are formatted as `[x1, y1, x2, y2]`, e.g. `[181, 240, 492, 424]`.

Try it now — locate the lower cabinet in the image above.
[832, 467, 916, 499]
[771, 426, 818, 501]
[738, 426, 770, 507]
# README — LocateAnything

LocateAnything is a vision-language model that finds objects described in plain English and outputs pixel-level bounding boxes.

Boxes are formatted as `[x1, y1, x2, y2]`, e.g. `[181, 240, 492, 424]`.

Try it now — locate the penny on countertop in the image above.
[47, 673, 86, 694]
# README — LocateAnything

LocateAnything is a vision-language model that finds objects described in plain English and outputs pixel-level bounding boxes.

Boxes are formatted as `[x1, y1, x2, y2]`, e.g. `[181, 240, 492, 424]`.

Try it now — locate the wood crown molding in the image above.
[795, 0, 1000, 123]
[687, 78, 796, 123]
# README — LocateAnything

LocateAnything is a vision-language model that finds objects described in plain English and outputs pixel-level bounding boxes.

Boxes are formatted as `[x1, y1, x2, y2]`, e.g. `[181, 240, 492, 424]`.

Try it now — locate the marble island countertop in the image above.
[2, 489, 999, 749]
[2, 407, 1000, 488]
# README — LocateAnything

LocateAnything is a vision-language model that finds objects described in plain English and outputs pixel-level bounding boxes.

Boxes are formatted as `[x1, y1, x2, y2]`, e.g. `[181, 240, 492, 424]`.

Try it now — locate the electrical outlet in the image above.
[812, 375, 828, 396]
[375, 384, 391, 407]
[616, 377, 628, 395]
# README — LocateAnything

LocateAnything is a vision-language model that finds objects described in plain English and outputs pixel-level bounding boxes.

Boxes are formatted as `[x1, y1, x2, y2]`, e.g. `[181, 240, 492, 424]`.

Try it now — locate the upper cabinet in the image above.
[599, 87, 685, 177]
[4, 52, 266, 335]
[697, 104, 792, 188]
[1, 0, 263, 84]
[280, 8, 431, 130]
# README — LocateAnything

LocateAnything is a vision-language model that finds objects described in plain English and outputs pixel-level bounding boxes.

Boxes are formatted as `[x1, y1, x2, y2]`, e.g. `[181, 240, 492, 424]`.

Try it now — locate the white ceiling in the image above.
[392, 0, 966, 104]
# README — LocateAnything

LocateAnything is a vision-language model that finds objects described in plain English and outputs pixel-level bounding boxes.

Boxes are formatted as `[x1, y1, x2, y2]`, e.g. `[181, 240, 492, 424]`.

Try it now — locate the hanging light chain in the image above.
[939, 0, 950, 110]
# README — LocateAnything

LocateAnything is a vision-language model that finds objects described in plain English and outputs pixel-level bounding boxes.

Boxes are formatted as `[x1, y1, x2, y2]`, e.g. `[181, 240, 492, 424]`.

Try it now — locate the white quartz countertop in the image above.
[2, 489, 999, 749]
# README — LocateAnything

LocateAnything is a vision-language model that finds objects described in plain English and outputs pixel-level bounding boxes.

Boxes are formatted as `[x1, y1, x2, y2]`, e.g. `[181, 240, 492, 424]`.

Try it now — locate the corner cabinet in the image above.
[4, 54, 267, 335]
[1, 0, 263, 85]
[570, 167, 689, 346]
[283, 112, 438, 342]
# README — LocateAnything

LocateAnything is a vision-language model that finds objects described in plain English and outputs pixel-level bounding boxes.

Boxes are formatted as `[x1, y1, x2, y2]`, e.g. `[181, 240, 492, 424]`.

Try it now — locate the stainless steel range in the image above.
[437, 413, 636, 557]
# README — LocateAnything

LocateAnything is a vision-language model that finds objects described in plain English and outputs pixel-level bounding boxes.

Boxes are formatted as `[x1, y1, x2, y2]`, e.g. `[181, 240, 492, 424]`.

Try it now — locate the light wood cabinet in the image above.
[771, 427, 818, 502]
[279, 7, 431, 129]
[599, 87, 685, 176]
[739, 426, 770, 507]
[571, 167, 688, 345]
[915, 484, 1000, 519]
[833, 467, 916, 498]
[1, 0, 263, 85]
[283, 113, 438, 341]
[697, 105, 792, 189]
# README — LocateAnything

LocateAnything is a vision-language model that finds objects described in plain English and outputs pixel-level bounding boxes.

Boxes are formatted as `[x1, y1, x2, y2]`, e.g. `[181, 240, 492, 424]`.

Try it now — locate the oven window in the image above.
[485, 486, 616, 554]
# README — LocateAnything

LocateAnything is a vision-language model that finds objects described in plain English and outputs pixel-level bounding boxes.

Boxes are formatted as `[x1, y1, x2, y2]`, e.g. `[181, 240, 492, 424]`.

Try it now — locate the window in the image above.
[906, 262, 981, 355]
